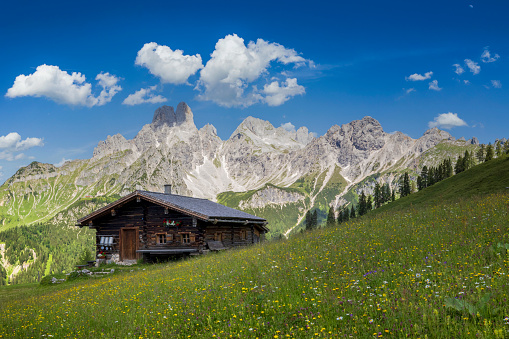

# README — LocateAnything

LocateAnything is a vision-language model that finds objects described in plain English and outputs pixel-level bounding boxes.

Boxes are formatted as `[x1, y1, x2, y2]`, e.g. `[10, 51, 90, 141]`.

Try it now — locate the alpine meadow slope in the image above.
[1, 156, 508, 338]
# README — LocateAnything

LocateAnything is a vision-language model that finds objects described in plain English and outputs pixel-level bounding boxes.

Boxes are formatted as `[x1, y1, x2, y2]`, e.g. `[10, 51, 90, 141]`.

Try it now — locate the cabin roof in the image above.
[77, 190, 267, 228]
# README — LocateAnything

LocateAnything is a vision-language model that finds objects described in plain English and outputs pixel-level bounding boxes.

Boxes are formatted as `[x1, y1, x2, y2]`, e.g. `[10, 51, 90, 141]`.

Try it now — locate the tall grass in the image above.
[1, 192, 508, 338]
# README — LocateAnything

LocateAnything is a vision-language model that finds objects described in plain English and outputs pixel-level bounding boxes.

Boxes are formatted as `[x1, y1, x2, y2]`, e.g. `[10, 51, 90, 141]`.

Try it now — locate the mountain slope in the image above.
[0, 103, 479, 236]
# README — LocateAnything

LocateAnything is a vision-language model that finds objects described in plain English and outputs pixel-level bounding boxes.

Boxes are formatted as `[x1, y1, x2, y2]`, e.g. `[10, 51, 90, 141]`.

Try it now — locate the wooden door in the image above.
[121, 228, 137, 260]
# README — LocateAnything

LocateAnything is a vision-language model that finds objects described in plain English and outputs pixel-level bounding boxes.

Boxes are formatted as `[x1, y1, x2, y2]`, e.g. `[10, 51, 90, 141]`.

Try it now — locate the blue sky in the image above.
[1, 0, 508, 180]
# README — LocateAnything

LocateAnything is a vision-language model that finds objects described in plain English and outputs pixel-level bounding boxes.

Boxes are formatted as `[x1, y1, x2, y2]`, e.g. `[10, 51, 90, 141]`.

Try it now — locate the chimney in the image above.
[164, 184, 172, 195]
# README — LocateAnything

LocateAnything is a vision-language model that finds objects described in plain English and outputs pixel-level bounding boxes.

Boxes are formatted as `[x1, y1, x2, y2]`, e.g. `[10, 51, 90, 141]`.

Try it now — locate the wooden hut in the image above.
[76, 187, 268, 263]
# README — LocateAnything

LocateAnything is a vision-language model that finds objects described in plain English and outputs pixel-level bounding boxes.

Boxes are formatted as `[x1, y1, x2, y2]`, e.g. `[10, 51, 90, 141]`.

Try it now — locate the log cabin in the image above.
[76, 186, 268, 264]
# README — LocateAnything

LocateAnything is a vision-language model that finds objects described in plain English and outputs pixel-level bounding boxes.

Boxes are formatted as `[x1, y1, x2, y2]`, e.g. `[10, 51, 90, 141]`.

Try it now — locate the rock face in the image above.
[1, 102, 479, 235]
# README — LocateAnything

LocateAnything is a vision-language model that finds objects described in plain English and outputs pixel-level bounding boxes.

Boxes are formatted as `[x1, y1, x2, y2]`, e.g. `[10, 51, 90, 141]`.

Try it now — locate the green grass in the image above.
[1, 158, 509, 337]
[375, 154, 509, 214]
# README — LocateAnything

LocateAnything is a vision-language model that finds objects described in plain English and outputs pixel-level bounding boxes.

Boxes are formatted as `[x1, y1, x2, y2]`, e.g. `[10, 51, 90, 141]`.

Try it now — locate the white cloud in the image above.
[0, 132, 43, 162]
[135, 42, 203, 85]
[465, 59, 480, 74]
[491, 80, 502, 88]
[428, 112, 468, 129]
[123, 85, 168, 105]
[280, 122, 296, 133]
[453, 64, 465, 75]
[5, 65, 121, 106]
[0, 132, 44, 151]
[464, 80, 470, 85]
[55, 158, 72, 167]
[406, 88, 416, 94]
[197, 34, 309, 107]
[405, 71, 433, 81]
[428, 80, 442, 91]
[263, 78, 305, 106]
[481, 48, 500, 63]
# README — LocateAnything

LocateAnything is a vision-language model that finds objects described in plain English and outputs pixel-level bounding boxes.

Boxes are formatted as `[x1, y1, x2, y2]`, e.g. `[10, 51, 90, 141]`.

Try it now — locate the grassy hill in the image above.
[0, 157, 508, 338]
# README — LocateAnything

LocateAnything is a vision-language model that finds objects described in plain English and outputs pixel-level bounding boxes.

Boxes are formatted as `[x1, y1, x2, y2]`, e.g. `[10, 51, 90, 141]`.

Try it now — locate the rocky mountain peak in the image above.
[92, 133, 131, 159]
[151, 102, 195, 128]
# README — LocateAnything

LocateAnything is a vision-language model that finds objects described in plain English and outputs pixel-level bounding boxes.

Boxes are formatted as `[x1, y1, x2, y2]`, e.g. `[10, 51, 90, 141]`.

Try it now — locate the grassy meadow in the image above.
[0, 189, 508, 338]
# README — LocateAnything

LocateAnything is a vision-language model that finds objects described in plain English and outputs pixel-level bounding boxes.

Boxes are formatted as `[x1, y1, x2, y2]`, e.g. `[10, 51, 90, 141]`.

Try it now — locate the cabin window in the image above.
[157, 233, 167, 244]
[240, 230, 247, 240]
[182, 233, 190, 244]
[167, 233, 173, 241]
[214, 232, 222, 241]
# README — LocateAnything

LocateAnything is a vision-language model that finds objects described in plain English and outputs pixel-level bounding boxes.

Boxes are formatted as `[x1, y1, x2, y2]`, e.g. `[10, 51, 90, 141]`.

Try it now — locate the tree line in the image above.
[304, 141, 507, 231]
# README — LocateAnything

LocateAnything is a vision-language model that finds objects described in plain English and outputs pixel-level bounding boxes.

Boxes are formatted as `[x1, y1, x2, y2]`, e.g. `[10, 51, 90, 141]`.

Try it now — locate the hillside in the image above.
[1, 156, 508, 338]
[0, 103, 480, 238]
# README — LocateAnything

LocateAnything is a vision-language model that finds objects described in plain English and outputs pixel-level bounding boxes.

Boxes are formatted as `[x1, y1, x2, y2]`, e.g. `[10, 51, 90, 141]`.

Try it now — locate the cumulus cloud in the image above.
[197, 34, 309, 107]
[135, 42, 203, 85]
[280, 122, 296, 133]
[491, 80, 502, 88]
[5, 65, 121, 106]
[428, 80, 442, 91]
[263, 78, 305, 106]
[464, 80, 470, 85]
[0, 132, 43, 161]
[0, 132, 43, 151]
[453, 64, 465, 75]
[405, 71, 433, 81]
[428, 112, 468, 130]
[481, 48, 500, 63]
[465, 59, 480, 74]
[123, 85, 167, 105]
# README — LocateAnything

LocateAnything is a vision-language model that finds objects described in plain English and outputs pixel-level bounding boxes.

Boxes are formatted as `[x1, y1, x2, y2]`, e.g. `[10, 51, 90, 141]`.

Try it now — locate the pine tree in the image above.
[374, 182, 382, 208]
[485, 143, 494, 162]
[358, 191, 367, 216]
[455, 154, 464, 174]
[391, 189, 395, 202]
[476, 144, 485, 162]
[495, 141, 502, 157]
[350, 206, 356, 218]
[326, 207, 335, 227]
[401, 172, 411, 197]
[343, 208, 350, 222]
[417, 176, 423, 191]
[420, 166, 428, 188]
[305, 210, 312, 231]
[366, 195, 373, 212]
[382, 183, 390, 203]
[337, 207, 343, 224]
[312, 210, 318, 229]
[504, 141, 509, 154]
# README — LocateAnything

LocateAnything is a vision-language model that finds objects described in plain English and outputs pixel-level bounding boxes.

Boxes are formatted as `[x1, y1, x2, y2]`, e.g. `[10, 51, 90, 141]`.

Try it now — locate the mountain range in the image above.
[0, 102, 479, 238]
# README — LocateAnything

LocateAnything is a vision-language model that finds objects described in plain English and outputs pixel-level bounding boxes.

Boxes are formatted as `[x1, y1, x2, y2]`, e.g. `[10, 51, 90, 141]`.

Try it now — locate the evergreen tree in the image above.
[382, 183, 391, 203]
[420, 166, 428, 188]
[504, 141, 509, 154]
[358, 191, 367, 216]
[445, 158, 453, 178]
[417, 176, 423, 191]
[496, 141, 502, 157]
[455, 154, 464, 174]
[428, 167, 435, 186]
[305, 210, 312, 231]
[400, 172, 411, 197]
[312, 210, 318, 229]
[476, 144, 485, 163]
[343, 208, 350, 222]
[326, 207, 335, 227]
[337, 207, 344, 224]
[485, 143, 494, 162]
[391, 189, 395, 202]
[366, 195, 373, 212]
[350, 206, 356, 218]
[374, 182, 382, 208]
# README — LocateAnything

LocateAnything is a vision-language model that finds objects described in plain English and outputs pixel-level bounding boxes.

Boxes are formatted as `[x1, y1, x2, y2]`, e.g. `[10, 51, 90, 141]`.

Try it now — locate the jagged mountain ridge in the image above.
[0, 102, 479, 235]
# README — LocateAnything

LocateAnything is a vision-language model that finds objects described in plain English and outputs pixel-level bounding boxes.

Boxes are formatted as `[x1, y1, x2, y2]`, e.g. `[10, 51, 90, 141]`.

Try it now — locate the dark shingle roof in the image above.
[77, 190, 266, 225]
[139, 191, 265, 221]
